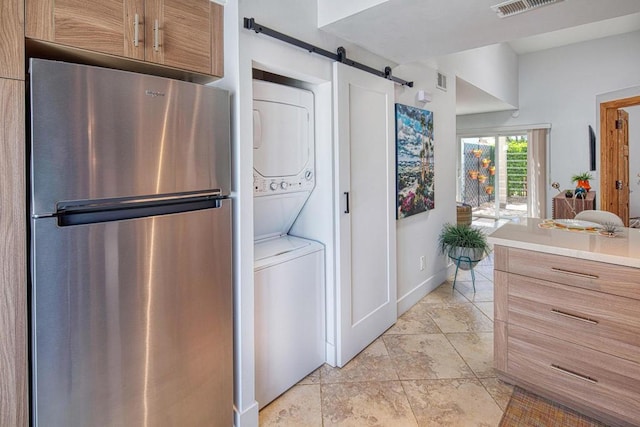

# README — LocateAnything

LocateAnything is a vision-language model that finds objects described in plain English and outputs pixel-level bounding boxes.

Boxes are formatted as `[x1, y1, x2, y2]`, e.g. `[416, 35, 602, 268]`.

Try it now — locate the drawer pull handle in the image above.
[551, 309, 598, 325]
[551, 364, 598, 384]
[550, 267, 599, 280]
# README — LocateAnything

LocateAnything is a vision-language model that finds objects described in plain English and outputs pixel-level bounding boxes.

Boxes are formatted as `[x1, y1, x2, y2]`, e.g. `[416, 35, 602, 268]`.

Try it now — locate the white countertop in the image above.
[487, 217, 640, 268]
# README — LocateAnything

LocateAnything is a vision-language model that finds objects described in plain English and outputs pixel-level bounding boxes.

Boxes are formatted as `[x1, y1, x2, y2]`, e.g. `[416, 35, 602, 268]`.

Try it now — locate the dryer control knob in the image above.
[280, 182, 288, 190]
[305, 170, 313, 180]
[269, 182, 278, 191]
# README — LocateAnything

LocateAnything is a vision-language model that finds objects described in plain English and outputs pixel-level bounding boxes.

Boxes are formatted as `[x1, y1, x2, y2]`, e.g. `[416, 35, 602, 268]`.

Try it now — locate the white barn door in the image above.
[333, 62, 397, 367]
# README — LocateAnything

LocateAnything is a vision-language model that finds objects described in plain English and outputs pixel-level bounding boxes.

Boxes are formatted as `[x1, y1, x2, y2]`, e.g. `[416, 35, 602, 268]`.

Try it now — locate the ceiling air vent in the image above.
[491, 0, 564, 18]
[437, 72, 447, 91]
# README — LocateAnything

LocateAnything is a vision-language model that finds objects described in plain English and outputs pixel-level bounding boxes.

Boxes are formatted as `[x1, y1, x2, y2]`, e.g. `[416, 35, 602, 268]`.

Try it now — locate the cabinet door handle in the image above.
[551, 364, 598, 384]
[344, 192, 350, 214]
[154, 19, 160, 51]
[550, 309, 598, 325]
[133, 13, 140, 47]
[550, 267, 599, 280]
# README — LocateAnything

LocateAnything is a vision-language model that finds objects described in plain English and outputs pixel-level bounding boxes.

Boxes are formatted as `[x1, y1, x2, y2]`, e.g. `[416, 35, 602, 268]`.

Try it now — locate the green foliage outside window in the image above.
[506, 136, 528, 197]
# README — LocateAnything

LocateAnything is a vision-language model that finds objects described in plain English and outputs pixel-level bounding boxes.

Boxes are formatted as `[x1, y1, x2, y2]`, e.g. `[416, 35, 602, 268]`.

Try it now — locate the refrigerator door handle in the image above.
[57, 190, 224, 211]
[57, 194, 226, 226]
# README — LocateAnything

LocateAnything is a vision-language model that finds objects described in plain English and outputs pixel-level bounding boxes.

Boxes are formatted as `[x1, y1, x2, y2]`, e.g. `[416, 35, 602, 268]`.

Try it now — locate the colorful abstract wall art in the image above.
[395, 104, 435, 219]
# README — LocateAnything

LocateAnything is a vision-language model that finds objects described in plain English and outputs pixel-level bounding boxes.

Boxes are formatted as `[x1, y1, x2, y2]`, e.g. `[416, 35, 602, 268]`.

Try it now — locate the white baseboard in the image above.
[396, 267, 450, 316]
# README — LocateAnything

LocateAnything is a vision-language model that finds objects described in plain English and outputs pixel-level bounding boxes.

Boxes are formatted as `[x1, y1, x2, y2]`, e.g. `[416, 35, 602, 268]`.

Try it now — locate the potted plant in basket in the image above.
[571, 171, 593, 192]
[438, 223, 490, 271]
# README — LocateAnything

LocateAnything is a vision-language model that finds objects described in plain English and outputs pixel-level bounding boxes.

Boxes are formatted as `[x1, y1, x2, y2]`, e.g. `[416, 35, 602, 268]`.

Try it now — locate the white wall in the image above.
[436, 43, 519, 108]
[232, 2, 459, 425]
[317, 0, 388, 27]
[241, 0, 395, 70]
[393, 63, 458, 314]
[206, 1, 253, 425]
[458, 30, 640, 217]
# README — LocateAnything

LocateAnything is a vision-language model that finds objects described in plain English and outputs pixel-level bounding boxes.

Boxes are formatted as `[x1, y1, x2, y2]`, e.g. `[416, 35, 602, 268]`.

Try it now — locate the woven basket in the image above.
[456, 204, 472, 226]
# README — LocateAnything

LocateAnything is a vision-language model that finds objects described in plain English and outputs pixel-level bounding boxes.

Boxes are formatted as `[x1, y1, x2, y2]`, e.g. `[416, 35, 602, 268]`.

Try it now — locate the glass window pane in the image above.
[459, 134, 530, 223]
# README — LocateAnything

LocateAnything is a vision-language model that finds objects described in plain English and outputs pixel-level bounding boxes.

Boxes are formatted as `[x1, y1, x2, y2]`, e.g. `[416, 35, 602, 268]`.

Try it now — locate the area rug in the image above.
[499, 387, 608, 427]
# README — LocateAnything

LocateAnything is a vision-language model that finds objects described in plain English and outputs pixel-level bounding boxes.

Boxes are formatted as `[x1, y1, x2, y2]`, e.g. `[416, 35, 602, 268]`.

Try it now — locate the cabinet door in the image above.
[26, 0, 145, 60]
[0, 79, 28, 427]
[333, 62, 397, 367]
[146, 0, 221, 76]
[0, 0, 24, 79]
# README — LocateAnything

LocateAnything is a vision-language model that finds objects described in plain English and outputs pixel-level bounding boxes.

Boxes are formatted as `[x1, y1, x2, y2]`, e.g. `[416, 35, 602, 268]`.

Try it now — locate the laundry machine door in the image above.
[252, 80, 316, 197]
[253, 100, 310, 178]
[254, 247, 325, 409]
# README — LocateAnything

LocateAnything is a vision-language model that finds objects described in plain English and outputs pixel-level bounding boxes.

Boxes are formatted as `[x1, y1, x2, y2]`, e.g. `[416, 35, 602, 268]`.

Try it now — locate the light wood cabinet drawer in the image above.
[506, 247, 640, 300]
[508, 325, 640, 426]
[507, 273, 640, 363]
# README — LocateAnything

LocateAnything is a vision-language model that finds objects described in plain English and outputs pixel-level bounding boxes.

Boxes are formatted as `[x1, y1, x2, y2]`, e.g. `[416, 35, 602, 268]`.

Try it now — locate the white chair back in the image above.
[574, 210, 624, 226]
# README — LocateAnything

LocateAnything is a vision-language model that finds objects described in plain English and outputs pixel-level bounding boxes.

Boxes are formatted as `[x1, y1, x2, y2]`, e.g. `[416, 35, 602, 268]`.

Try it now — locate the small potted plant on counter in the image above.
[571, 171, 593, 192]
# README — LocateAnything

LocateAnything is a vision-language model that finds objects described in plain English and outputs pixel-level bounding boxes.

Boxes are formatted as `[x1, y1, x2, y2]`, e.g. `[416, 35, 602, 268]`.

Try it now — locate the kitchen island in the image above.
[488, 218, 640, 427]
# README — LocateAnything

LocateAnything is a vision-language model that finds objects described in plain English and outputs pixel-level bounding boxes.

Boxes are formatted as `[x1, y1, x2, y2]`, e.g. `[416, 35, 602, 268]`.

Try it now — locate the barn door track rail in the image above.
[243, 17, 413, 87]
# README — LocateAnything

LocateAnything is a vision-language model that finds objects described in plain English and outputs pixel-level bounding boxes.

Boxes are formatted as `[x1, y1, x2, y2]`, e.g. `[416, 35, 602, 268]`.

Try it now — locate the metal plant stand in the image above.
[449, 252, 480, 293]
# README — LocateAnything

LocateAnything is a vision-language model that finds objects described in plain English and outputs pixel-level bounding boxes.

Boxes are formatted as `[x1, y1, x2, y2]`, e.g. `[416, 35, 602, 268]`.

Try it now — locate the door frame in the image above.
[599, 95, 640, 224]
[457, 127, 548, 220]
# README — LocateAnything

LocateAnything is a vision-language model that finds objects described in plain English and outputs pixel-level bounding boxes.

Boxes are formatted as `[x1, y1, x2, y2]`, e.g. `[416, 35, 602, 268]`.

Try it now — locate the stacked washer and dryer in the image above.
[252, 80, 325, 408]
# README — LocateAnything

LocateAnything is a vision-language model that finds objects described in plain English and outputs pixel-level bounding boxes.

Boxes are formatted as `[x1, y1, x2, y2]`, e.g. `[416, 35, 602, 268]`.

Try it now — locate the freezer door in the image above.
[31, 201, 233, 427]
[29, 59, 230, 215]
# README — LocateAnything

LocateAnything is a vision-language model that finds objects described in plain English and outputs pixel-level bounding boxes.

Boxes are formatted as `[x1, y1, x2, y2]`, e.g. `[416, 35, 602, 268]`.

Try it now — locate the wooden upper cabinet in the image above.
[26, 0, 223, 77]
[146, 0, 217, 75]
[26, 0, 144, 60]
[0, 0, 25, 79]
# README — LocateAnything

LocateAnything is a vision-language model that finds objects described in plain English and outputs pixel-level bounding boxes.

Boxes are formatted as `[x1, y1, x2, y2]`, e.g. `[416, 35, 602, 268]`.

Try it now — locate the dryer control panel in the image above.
[254, 168, 315, 195]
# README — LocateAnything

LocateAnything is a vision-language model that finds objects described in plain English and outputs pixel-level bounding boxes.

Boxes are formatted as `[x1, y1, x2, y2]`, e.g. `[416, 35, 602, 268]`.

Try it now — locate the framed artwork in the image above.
[395, 103, 434, 219]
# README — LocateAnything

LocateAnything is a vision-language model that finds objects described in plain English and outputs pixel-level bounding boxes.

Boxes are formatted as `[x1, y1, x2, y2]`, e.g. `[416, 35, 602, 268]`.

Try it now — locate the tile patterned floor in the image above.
[259, 255, 514, 426]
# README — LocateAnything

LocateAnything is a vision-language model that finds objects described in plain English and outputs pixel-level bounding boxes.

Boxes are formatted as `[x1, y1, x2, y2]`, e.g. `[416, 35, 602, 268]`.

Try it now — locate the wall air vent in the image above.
[491, 0, 564, 18]
[436, 72, 447, 91]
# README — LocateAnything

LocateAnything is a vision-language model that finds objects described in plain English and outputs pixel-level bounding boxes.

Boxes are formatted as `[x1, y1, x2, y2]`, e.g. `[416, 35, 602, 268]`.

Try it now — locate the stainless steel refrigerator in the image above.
[29, 59, 233, 427]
